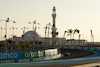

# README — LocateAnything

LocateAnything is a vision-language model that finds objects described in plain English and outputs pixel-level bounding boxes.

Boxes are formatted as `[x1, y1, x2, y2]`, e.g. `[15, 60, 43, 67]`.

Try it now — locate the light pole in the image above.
[28, 20, 40, 50]
[10, 27, 17, 39]
[46, 23, 51, 47]
[63, 31, 67, 46]
[90, 30, 94, 45]
[0, 18, 16, 51]
[10, 27, 17, 50]
[34, 26, 40, 48]
[21, 27, 29, 41]
[44, 25, 47, 47]
[92, 35, 94, 45]
[34, 26, 40, 33]
[79, 34, 81, 46]
[0, 27, 3, 41]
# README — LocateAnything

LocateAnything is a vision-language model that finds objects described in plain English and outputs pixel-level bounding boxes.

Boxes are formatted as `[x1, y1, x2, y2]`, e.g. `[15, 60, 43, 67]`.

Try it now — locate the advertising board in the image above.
[82, 47, 89, 50]
[43, 56, 51, 60]
[0, 59, 16, 63]
[22, 51, 38, 58]
[62, 46, 69, 49]
[31, 57, 43, 62]
[38, 50, 45, 57]
[70, 47, 75, 49]
[51, 55, 57, 59]
[57, 53, 61, 58]
[89, 48, 97, 50]
[0, 52, 21, 60]
[50, 49, 58, 56]
[16, 58, 31, 63]
[22, 50, 45, 58]
[45, 49, 51, 57]
[76, 47, 82, 49]
[45, 49, 58, 57]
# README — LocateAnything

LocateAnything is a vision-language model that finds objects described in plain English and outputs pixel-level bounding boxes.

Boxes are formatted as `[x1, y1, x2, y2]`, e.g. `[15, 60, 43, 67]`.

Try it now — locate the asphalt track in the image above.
[0, 48, 99, 67]
[55, 49, 95, 60]
[31, 49, 100, 67]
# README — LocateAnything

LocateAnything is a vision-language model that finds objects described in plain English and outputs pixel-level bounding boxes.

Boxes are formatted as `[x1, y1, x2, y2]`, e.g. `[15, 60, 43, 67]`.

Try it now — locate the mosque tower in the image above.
[52, 6, 57, 37]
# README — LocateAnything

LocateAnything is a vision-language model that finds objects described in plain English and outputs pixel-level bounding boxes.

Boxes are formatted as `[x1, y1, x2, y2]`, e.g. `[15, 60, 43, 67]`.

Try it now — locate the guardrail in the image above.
[61, 46, 100, 51]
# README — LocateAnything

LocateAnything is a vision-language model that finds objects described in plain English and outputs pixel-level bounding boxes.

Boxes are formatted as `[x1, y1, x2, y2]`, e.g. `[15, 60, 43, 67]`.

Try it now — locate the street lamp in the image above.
[21, 27, 29, 34]
[21, 26, 29, 41]
[90, 30, 94, 45]
[10, 27, 17, 39]
[44, 25, 47, 47]
[34, 26, 40, 31]
[79, 34, 81, 46]
[28, 20, 40, 50]
[63, 31, 67, 46]
[10, 27, 17, 50]
[46, 23, 51, 47]
[0, 18, 16, 51]
[0, 27, 3, 41]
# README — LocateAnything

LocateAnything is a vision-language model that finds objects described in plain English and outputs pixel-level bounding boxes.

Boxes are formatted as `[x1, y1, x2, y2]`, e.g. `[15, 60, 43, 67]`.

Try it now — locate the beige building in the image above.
[14, 31, 87, 46]
[13, 31, 66, 46]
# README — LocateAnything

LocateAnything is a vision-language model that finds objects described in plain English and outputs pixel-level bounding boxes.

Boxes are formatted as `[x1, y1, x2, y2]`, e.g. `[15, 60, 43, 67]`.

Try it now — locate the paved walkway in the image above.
[72, 62, 100, 67]
[25, 62, 100, 67]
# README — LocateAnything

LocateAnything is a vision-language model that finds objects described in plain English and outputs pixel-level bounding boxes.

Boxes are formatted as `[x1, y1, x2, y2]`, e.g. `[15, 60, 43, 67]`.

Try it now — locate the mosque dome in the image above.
[24, 31, 39, 37]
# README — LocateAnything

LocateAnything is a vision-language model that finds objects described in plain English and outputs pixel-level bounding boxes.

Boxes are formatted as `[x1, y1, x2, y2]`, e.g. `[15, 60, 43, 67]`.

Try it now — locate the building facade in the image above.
[13, 31, 66, 46]
[13, 31, 42, 42]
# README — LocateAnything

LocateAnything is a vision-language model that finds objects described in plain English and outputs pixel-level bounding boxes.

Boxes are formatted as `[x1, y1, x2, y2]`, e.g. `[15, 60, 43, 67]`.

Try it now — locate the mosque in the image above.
[14, 7, 66, 46]
[14, 30, 65, 46]
[13, 7, 86, 46]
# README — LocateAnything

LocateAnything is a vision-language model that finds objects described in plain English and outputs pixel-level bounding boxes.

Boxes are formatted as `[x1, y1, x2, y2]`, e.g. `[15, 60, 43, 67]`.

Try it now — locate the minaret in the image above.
[52, 6, 57, 37]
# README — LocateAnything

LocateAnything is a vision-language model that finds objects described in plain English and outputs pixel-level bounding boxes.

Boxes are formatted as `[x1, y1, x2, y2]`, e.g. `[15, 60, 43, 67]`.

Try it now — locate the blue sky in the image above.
[0, 0, 100, 42]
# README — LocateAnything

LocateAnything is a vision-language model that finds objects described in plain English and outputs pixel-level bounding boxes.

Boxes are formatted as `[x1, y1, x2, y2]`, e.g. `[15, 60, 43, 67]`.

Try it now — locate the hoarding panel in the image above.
[31, 57, 43, 62]
[43, 56, 51, 60]
[45, 49, 51, 57]
[51, 55, 57, 59]
[0, 52, 21, 60]
[22, 51, 38, 58]
[0, 59, 16, 63]
[51, 49, 58, 56]
[38, 50, 45, 57]
[16, 58, 31, 63]
[45, 49, 58, 57]
[22, 51, 45, 58]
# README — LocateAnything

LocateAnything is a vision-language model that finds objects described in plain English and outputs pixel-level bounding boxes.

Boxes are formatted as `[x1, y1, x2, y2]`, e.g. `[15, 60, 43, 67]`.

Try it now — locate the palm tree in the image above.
[75, 29, 80, 45]
[66, 29, 73, 45]
[54, 31, 59, 37]
[50, 31, 59, 47]
[72, 29, 77, 46]
[11, 35, 17, 50]
[67, 29, 73, 39]
[54, 31, 59, 47]
[12, 35, 16, 39]
[0, 41, 5, 51]
[63, 31, 67, 38]
[76, 29, 80, 34]
[73, 29, 77, 39]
